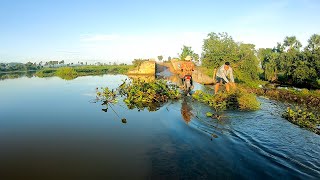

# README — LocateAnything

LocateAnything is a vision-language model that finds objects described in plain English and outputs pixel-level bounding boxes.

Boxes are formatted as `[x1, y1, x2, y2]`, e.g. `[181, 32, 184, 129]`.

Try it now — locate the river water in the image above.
[0, 74, 319, 179]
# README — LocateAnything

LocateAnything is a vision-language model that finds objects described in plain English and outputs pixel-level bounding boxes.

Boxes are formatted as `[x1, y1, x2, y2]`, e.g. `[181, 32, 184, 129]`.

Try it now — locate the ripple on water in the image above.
[187, 97, 320, 178]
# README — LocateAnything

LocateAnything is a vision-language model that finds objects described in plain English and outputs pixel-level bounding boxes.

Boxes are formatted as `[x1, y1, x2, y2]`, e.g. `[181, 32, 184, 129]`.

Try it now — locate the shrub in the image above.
[55, 67, 78, 80]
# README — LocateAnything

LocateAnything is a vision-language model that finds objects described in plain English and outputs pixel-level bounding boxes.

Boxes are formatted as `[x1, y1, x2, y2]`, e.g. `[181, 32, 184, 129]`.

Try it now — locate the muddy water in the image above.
[0, 75, 319, 179]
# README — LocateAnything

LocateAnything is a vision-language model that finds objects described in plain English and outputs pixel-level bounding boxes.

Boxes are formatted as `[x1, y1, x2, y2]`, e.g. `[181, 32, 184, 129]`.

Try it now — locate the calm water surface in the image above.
[0, 75, 319, 179]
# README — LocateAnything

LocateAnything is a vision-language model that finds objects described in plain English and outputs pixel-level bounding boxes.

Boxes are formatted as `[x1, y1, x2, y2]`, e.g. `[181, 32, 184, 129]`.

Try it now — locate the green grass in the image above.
[36, 65, 134, 79]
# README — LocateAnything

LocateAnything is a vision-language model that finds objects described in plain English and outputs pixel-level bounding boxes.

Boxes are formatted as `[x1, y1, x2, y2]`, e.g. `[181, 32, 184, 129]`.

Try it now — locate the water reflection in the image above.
[180, 98, 193, 124]
[0, 71, 35, 80]
[1, 74, 320, 179]
[128, 75, 155, 82]
[56, 74, 77, 80]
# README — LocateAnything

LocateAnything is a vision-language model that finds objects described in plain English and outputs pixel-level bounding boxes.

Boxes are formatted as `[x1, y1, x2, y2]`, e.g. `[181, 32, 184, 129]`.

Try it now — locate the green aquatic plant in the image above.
[282, 107, 320, 135]
[118, 79, 181, 111]
[192, 88, 260, 112]
[96, 87, 117, 103]
[97, 79, 181, 112]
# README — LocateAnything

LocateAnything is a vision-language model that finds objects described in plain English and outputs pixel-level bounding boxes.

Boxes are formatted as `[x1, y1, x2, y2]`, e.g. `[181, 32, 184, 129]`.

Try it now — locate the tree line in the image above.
[179, 32, 319, 89]
[0, 62, 41, 72]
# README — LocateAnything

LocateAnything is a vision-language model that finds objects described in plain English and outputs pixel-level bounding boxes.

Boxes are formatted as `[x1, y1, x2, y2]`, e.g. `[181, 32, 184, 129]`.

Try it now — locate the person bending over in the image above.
[214, 62, 236, 94]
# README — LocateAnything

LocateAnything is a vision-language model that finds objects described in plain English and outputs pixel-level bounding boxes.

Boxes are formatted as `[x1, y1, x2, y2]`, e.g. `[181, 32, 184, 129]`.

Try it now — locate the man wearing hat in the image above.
[180, 55, 195, 86]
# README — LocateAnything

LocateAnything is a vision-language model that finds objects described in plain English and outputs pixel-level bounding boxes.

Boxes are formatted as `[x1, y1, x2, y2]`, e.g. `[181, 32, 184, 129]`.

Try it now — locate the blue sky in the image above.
[0, 0, 319, 63]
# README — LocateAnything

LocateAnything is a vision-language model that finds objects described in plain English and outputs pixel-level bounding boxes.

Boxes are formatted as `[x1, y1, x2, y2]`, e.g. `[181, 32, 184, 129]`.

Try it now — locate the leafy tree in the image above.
[202, 32, 238, 68]
[306, 34, 320, 51]
[168, 56, 172, 61]
[262, 52, 279, 82]
[258, 48, 273, 69]
[201, 32, 259, 84]
[235, 43, 260, 82]
[132, 59, 148, 67]
[193, 53, 199, 62]
[292, 60, 317, 84]
[157, 55, 163, 62]
[283, 36, 302, 51]
[180, 45, 195, 61]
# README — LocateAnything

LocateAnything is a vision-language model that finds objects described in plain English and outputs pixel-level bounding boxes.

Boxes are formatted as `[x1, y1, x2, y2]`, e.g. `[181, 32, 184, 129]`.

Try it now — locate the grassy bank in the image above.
[248, 87, 320, 109]
[36, 65, 134, 79]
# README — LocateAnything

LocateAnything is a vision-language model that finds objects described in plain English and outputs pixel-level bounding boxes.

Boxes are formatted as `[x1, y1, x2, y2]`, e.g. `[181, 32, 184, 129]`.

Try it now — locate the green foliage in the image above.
[282, 107, 319, 134]
[258, 34, 320, 88]
[36, 65, 133, 78]
[157, 55, 163, 62]
[192, 90, 227, 113]
[237, 90, 260, 111]
[283, 36, 302, 51]
[132, 59, 149, 67]
[97, 79, 181, 111]
[206, 112, 213, 117]
[35, 68, 57, 77]
[0, 62, 41, 72]
[202, 32, 238, 69]
[258, 48, 278, 82]
[74, 65, 132, 75]
[96, 87, 117, 103]
[179, 45, 199, 61]
[55, 67, 78, 80]
[201, 32, 260, 86]
[192, 88, 260, 113]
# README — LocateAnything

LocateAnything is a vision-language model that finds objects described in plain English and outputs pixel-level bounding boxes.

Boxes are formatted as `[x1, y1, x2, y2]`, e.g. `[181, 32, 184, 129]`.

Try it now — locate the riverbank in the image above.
[36, 65, 134, 79]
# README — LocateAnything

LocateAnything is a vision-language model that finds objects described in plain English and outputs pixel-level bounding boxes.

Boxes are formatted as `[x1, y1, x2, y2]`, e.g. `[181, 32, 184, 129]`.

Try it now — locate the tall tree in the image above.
[283, 36, 302, 51]
[157, 55, 163, 62]
[202, 32, 238, 68]
[180, 45, 194, 60]
[306, 34, 320, 51]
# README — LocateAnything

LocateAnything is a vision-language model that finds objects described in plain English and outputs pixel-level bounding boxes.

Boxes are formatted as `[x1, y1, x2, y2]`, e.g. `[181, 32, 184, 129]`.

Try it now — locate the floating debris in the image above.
[121, 118, 127, 124]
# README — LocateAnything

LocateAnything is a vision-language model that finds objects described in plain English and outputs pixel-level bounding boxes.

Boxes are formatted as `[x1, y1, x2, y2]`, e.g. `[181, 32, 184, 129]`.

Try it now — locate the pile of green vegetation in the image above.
[282, 107, 320, 135]
[97, 79, 181, 111]
[55, 67, 78, 80]
[192, 88, 260, 119]
[36, 65, 133, 79]
[249, 87, 320, 109]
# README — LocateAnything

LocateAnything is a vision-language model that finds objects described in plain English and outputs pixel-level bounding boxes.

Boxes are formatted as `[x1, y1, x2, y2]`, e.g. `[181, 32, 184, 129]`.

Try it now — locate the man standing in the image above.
[214, 62, 236, 94]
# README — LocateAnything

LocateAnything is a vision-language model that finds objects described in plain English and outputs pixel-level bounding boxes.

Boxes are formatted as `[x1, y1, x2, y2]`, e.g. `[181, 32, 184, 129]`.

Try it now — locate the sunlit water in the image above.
[0, 75, 319, 179]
